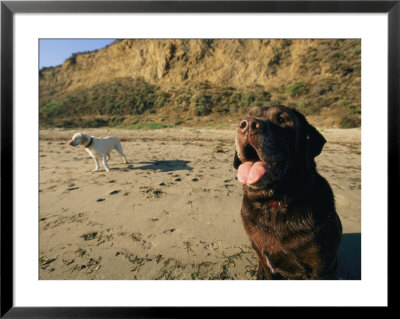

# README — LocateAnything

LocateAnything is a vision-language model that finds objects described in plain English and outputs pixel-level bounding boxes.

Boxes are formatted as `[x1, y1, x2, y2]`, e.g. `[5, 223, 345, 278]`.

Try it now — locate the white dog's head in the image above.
[67, 132, 90, 147]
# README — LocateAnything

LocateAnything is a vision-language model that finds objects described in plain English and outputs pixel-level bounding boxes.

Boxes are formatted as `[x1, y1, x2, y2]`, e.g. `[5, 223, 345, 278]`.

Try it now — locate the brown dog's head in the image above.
[234, 105, 326, 192]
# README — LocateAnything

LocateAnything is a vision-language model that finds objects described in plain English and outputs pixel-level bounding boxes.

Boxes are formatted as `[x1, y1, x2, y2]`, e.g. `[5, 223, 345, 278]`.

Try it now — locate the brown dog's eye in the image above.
[277, 116, 285, 124]
[276, 112, 293, 127]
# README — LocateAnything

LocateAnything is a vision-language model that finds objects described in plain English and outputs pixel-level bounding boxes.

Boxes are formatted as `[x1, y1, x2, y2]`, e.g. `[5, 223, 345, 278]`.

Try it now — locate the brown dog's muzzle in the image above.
[236, 114, 288, 186]
[237, 117, 265, 157]
[238, 117, 263, 135]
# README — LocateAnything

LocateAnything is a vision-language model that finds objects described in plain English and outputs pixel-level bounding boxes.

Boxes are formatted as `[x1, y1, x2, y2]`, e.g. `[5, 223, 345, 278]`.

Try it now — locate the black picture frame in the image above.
[1, 1, 395, 317]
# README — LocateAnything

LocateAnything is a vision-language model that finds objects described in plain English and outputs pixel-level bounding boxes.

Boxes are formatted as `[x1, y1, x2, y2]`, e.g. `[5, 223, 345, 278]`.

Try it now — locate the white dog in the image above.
[68, 132, 128, 172]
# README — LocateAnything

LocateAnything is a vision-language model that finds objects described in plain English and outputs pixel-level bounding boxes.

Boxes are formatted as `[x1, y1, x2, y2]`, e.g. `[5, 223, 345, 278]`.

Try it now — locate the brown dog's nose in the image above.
[239, 120, 248, 132]
[239, 118, 261, 134]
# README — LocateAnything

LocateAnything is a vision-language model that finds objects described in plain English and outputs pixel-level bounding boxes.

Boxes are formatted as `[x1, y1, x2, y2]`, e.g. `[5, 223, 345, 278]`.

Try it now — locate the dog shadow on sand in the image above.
[113, 160, 193, 173]
[337, 233, 361, 280]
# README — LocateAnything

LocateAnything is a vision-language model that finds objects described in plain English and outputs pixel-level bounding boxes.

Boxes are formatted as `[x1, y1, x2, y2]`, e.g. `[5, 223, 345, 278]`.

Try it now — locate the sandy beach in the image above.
[39, 127, 361, 280]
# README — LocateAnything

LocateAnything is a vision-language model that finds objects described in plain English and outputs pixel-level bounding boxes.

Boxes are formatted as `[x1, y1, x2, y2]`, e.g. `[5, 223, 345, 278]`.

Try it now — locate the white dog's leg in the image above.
[102, 154, 110, 172]
[114, 142, 129, 164]
[92, 156, 99, 171]
[91, 155, 99, 172]
[86, 149, 99, 172]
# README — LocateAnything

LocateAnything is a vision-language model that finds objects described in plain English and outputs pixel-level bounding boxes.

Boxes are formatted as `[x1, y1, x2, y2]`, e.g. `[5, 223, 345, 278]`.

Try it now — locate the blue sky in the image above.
[39, 39, 115, 69]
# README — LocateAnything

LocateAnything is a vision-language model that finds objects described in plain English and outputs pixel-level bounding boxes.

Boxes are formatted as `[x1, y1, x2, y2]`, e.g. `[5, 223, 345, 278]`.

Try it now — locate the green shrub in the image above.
[176, 95, 191, 105]
[195, 104, 211, 116]
[214, 104, 230, 113]
[125, 123, 174, 130]
[229, 92, 242, 104]
[85, 118, 109, 128]
[241, 92, 255, 106]
[338, 99, 361, 128]
[286, 82, 308, 97]
[39, 102, 65, 117]
[61, 120, 77, 128]
[39, 77, 162, 121]
[193, 94, 213, 116]
[105, 103, 122, 114]
[339, 100, 361, 114]
[111, 116, 125, 125]
[339, 114, 361, 128]
[253, 89, 270, 106]
[296, 100, 307, 112]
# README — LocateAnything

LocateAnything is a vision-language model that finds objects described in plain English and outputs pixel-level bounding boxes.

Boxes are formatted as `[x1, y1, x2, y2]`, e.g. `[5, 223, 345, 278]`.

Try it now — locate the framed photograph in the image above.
[1, 0, 394, 316]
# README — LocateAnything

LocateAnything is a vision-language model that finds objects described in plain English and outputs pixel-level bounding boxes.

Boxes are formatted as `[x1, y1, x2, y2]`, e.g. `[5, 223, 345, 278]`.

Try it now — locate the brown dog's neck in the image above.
[243, 171, 317, 203]
[265, 200, 287, 208]
[249, 198, 289, 212]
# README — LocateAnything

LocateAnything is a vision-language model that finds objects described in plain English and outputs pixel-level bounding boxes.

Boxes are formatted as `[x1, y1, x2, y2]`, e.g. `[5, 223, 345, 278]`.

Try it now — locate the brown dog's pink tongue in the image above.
[237, 162, 253, 184]
[237, 162, 268, 185]
[248, 162, 268, 184]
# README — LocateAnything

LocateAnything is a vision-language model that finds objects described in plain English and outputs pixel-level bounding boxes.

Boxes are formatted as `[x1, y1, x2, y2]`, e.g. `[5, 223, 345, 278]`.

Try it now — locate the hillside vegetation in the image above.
[39, 39, 361, 129]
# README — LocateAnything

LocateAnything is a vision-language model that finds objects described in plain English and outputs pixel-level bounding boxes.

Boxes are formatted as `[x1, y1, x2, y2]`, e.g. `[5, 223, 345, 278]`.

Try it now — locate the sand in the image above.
[39, 127, 361, 280]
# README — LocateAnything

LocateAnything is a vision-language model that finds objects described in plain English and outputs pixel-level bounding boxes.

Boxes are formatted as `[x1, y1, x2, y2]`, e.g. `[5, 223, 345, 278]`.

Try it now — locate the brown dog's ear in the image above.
[291, 108, 326, 160]
[306, 124, 326, 159]
[233, 151, 242, 169]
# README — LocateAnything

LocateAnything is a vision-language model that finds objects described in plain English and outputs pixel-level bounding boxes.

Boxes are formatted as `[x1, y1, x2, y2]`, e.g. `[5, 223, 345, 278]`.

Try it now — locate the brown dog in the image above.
[234, 105, 342, 280]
